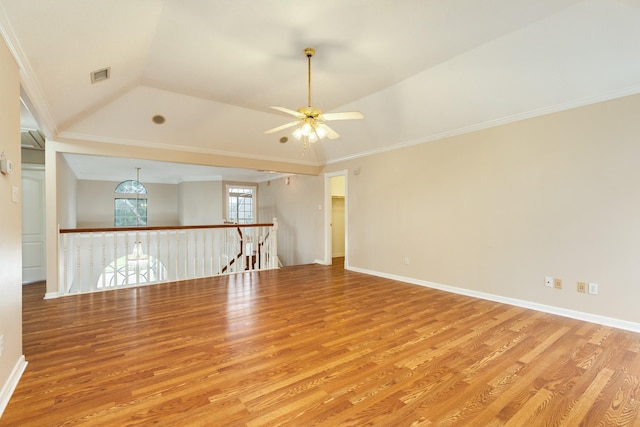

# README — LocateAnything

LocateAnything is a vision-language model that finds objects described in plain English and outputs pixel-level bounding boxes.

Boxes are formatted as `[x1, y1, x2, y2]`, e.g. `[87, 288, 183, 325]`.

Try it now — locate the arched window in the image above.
[114, 180, 148, 226]
[115, 180, 147, 194]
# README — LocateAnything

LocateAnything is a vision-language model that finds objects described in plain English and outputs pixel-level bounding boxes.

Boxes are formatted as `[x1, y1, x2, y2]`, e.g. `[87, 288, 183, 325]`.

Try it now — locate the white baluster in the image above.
[61, 230, 68, 294]
[271, 218, 279, 269]
[193, 229, 198, 278]
[88, 233, 94, 293]
[100, 232, 106, 290]
[75, 234, 81, 294]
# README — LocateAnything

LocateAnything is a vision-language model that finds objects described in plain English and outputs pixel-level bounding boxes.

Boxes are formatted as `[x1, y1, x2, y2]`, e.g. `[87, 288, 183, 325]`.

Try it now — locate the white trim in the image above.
[347, 266, 640, 333]
[0, 356, 27, 417]
[44, 292, 58, 300]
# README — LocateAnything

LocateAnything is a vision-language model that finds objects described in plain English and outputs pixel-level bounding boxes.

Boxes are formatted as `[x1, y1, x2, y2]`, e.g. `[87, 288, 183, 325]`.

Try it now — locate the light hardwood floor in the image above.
[3, 262, 640, 426]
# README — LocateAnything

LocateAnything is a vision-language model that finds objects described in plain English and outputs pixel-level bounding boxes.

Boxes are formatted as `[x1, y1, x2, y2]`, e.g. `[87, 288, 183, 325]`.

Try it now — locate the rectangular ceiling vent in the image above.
[90, 67, 111, 84]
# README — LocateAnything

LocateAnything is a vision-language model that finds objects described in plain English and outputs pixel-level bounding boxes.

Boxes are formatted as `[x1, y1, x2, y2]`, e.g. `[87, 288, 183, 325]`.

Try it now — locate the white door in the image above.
[22, 165, 46, 283]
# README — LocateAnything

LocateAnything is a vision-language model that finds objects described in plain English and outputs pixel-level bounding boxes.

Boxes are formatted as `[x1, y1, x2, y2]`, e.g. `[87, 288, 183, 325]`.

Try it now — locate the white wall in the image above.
[259, 175, 324, 265]
[324, 93, 640, 326]
[178, 181, 223, 225]
[76, 180, 179, 228]
[56, 154, 77, 229]
[0, 34, 26, 416]
[75, 179, 226, 228]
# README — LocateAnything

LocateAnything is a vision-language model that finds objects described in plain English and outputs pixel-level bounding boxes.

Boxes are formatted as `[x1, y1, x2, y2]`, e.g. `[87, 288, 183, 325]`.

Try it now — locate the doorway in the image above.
[324, 170, 347, 266]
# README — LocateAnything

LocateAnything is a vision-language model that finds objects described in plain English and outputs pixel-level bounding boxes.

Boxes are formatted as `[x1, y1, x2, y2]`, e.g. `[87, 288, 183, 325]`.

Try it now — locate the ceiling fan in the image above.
[264, 47, 364, 150]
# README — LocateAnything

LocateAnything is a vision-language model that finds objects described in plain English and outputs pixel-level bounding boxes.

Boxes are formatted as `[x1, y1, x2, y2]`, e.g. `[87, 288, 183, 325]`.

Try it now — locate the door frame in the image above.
[323, 169, 348, 266]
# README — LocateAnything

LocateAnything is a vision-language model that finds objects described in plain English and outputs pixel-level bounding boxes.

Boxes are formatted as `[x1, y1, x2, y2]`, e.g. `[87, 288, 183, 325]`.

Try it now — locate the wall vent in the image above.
[91, 67, 111, 84]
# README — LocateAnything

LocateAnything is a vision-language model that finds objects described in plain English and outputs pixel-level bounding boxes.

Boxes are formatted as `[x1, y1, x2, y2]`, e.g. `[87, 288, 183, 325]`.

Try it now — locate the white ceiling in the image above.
[3, 0, 640, 182]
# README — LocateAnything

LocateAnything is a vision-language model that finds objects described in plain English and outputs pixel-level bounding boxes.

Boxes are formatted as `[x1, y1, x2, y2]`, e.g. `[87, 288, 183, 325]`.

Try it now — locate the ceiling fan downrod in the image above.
[305, 47, 315, 107]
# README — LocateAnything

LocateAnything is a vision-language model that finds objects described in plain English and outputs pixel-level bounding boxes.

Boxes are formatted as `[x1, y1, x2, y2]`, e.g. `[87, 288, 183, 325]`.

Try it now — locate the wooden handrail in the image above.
[59, 223, 275, 234]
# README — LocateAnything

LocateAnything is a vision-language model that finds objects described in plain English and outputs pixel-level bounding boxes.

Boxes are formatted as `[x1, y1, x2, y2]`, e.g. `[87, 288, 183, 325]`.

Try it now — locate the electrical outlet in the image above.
[589, 282, 599, 295]
[545, 276, 553, 288]
[554, 278, 562, 289]
[404, 257, 410, 265]
[0, 334, 4, 357]
[577, 282, 587, 293]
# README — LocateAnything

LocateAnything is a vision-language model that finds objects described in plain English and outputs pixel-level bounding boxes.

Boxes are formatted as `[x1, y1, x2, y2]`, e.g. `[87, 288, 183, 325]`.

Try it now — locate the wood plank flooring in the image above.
[3, 262, 640, 426]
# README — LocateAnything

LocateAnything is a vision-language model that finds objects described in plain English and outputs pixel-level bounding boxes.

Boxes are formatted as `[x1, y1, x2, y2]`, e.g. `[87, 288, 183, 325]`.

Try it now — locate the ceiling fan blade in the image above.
[269, 106, 305, 119]
[318, 123, 340, 140]
[321, 111, 364, 121]
[264, 121, 300, 134]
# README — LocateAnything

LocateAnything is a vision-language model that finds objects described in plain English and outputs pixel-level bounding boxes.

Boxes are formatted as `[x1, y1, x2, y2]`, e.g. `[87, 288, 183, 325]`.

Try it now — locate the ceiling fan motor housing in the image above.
[297, 106, 322, 119]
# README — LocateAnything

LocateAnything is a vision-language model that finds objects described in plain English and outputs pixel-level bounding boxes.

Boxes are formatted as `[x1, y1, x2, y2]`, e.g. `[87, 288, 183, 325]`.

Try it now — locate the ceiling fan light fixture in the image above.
[315, 125, 328, 139]
[292, 121, 325, 151]
[264, 47, 364, 153]
[292, 121, 326, 146]
[301, 122, 313, 136]
[308, 131, 319, 144]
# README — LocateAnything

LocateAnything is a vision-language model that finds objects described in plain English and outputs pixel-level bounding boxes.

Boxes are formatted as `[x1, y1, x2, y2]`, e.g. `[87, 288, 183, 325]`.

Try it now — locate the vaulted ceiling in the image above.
[3, 0, 640, 174]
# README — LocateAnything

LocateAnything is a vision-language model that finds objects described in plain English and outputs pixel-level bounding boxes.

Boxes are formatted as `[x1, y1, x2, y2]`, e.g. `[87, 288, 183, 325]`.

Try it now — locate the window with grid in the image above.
[114, 180, 148, 226]
[226, 185, 256, 224]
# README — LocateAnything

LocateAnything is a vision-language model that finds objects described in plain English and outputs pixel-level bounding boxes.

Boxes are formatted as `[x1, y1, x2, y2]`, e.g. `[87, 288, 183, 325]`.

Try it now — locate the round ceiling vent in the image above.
[152, 115, 166, 125]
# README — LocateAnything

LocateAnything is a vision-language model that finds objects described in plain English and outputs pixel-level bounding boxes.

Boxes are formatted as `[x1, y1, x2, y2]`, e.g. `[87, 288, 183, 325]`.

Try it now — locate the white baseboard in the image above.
[347, 266, 640, 333]
[44, 292, 58, 299]
[315, 256, 346, 266]
[0, 355, 27, 417]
